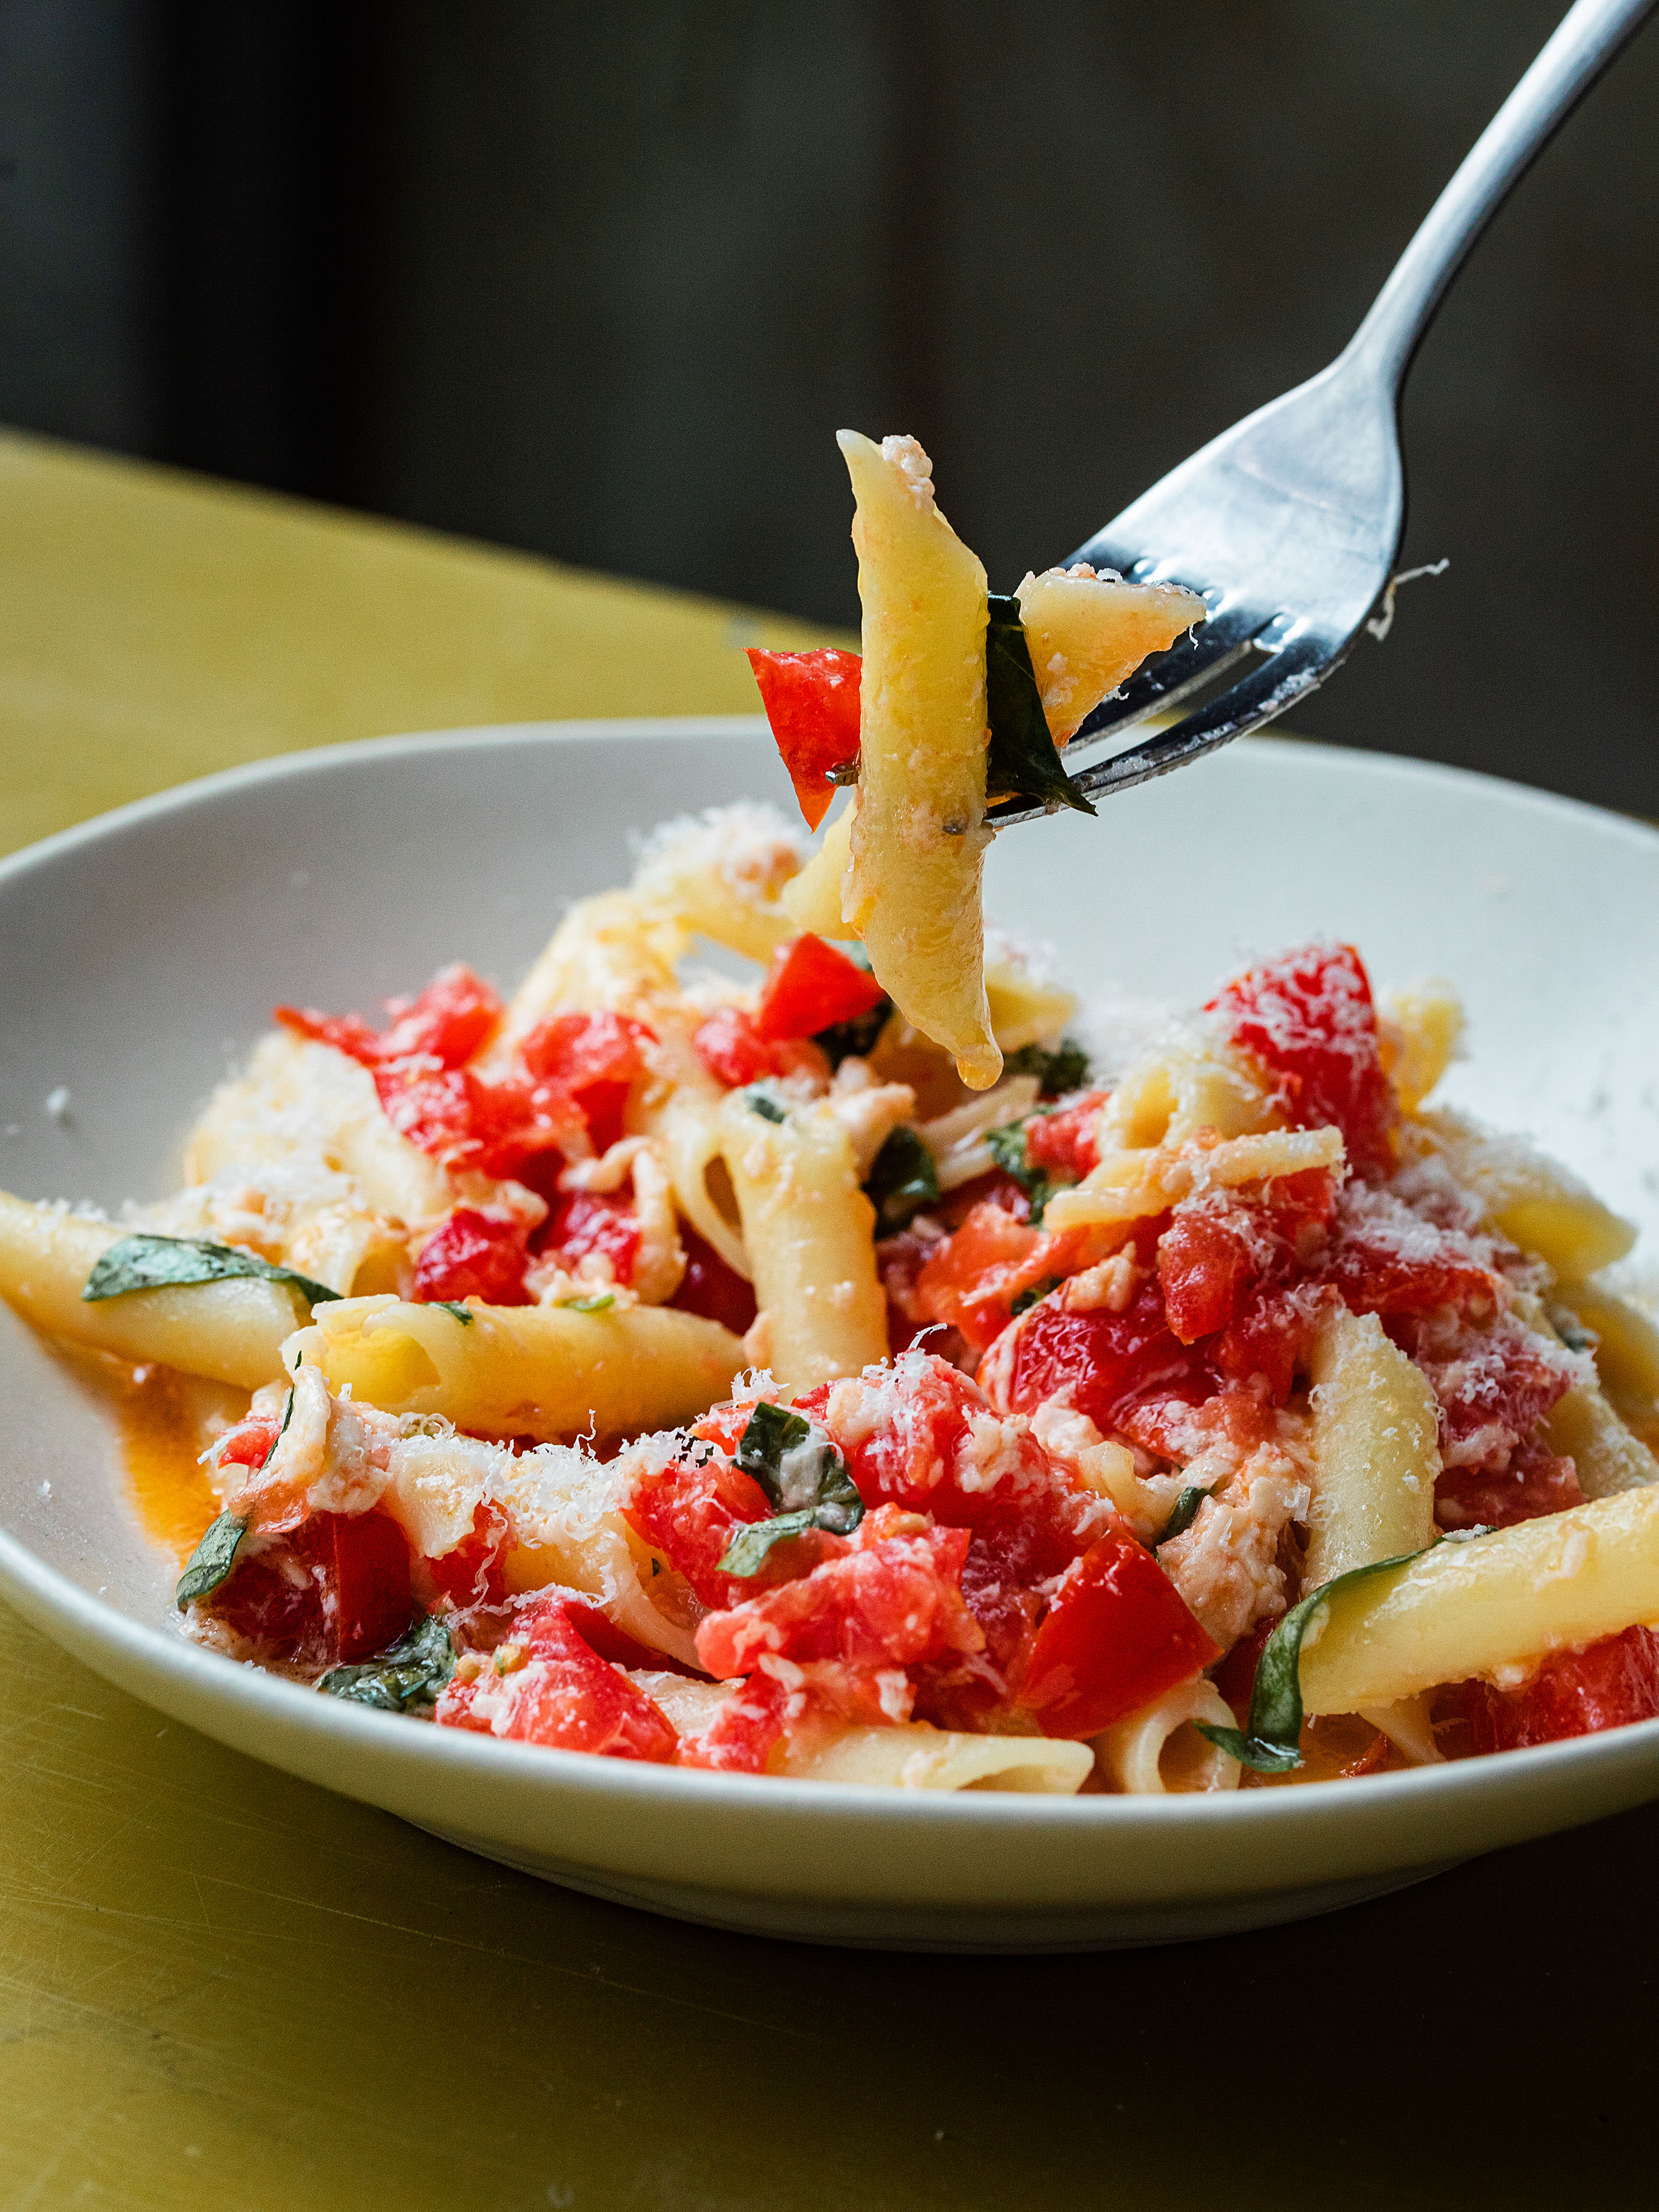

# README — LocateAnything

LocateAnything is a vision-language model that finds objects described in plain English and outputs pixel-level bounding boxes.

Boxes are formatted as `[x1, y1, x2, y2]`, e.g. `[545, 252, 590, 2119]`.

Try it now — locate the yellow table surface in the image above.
[0, 430, 1651, 2211]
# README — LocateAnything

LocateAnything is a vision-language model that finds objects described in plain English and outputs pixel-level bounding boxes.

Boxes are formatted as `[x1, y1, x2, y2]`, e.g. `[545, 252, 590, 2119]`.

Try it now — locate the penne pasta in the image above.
[784, 1723, 1094, 1792]
[0, 1190, 299, 1389]
[1304, 1305, 1440, 1586]
[1096, 1678, 1242, 1795]
[286, 1292, 745, 1439]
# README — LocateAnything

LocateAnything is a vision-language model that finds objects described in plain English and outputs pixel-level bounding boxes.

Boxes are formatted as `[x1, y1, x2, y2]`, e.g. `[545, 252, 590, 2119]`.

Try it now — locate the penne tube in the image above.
[837, 429, 1000, 1089]
[1411, 1109, 1636, 1276]
[784, 1723, 1093, 1792]
[1096, 1678, 1242, 1795]
[779, 798, 859, 939]
[1544, 1380, 1658, 1500]
[0, 1190, 299, 1390]
[1042, 1125, 1344, 1234]
[286, 1292, 744, 1439]
[1300, 1484, 1659, 1715]
[716, 1089, 887, 1394]
[983, 964, 1078, 1056]
[1304, 1305, 1439, 1586]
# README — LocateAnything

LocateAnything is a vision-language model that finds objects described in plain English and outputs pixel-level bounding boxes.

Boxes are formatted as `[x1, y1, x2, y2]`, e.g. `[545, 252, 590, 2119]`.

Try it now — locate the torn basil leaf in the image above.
[984, 593, 1095, 817]
[431, 1300, 474, 1324]
[319, 1611, 456, 1713]
[985, 1119, 1063, 1227]
[719, 1401, 865, 1574]
[814, 945, 893, 1067]
[1196, 1545, 1430, 1774]
[1157, 1486, 1213, 1547]
[558, 1292, 616, 1314]
[745, 1090, 787, 1124]
[865, 1126, 940, 1234]
[1010, 1275, 1061, 1318]
[84, 1233, 340, 1310]
[175, 1511, 249, 1609]
[1005, 1036, 1092, 1097]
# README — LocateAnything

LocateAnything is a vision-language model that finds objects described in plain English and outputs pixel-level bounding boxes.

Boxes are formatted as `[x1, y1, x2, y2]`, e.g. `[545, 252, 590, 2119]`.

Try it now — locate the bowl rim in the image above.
[4, 716, 1658, 1850]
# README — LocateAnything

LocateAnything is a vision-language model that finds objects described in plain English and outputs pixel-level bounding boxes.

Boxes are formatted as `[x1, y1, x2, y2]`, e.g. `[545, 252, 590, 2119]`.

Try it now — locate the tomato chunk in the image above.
[747, 646, 863, 830]
[207, 1507, 413, 1667]
[669, 1224, 758, 1336]
[414, 1206, 531, 1306]
[1001, 1282, 1212, 1433]
[915, 1201, 1049, 1352]
[1436, 1436, 1584, 1531]
[518, 1010, 652, 1152]
[694, 1522, 978, 1679]
[536, 1189, 641, 1288]
[756, 934, 887, 1043]
[277, 962, 502, 1070]
[1023, 1093, 1108, 1182]
[1210, 943, 1397, 1180]
[691, 1006, 779, 1089]
[1452, 1625, 1659, 1753]
[437, 1598, 677, 1761]
[1017, 1531, 1218, 1737]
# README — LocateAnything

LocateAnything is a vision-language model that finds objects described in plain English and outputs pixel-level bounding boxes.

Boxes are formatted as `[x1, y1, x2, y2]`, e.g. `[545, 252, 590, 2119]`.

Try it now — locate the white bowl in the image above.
[3, 719, 1657, 1951]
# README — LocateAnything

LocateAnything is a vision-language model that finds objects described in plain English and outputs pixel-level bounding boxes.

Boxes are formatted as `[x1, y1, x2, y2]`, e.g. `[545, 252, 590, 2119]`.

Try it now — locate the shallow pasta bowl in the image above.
[2, 718, 1657, 1951]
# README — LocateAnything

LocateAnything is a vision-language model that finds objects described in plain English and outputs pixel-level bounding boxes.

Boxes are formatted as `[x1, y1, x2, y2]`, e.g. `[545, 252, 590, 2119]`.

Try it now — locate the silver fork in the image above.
[991, 0, 1655, 828]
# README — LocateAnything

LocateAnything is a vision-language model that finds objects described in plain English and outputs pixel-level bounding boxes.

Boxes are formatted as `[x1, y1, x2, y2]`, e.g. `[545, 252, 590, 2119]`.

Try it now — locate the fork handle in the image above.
[1346, 0, 1657, 393]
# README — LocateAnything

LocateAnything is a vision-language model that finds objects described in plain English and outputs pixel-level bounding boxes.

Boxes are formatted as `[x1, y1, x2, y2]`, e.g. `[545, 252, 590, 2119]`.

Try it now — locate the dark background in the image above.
[2, 0, 1655, 811]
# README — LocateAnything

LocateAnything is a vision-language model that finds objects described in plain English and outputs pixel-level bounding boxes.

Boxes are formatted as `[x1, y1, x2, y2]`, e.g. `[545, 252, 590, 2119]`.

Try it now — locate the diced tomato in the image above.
[372, 1062, 581, 1179]
[1451, 1625, 1659, 1754]
[675, 1668, 790, 1774]
[691, 1006, 779, 1089]
[747, 646, 863, 831]
[1405, 1310, 1581, 1475]
[915, 1201, 1049, 1352]
[623, 1446, 776, 1609]
[1001, 1281, 1212, 1434]
[694, 1522, 978, 1679]
[669, 1224, 758, 1335]
[1213, 1283, 1325, 1402]
[414, 1206, 531, 1306]
[276, 963, 502, 1070]
[1320, 1190, 1498, 1321]
[207, 1507, 412, 1667]
[560, 1599, 699, 1678]
[1436, 1436, 1584, 1531]
[1158, 1202, 1261, 1344]
[755, 934, 887, 1044]
[536, 1189, 640, 1288]
[438, 1598, 677, 1761]
[214, 1411, 280, 1472]
[518, 1010, 653, 1153]
[419, 1500, 512, 1610]
[1209, 943, 1397, 1180]
[1213, 1614, 1276, 1721]
[1017, 1531, 1218, 1737]
[1023, 1092, 1108, 1183]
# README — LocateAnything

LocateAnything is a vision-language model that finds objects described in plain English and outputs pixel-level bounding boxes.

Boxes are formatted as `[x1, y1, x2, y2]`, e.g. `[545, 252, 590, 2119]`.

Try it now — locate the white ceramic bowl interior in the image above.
[2, 719, 1656, 1951]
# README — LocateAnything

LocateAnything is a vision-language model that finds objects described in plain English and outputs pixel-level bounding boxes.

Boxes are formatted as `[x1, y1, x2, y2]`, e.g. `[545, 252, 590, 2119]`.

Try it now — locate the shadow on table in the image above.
[0, 1596, 1647, 2212]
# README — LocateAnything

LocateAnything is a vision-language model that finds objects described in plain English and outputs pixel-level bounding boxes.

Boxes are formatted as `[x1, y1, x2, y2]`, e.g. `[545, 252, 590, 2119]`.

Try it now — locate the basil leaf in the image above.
[984, 594, 1095, 817]
[721, 1400, 864, 1573]
[985, 1120, 1062, 1227]
[745, 1090, 787, 1124]
[176, 1510, 249, 1609]
[716, 1507, 819, 1578]
[1004, 1036, 1092, 1097]
[864, 1126, 940, 1233]
[1010, 1275, 1061, 1318]
[431, 1301, 474, 1324]
[1157, 1485, 1213, 1547]
[557, 1292, 615, 1314]
[815, 950, 893, 1069]
[1196, 1545, 1430, 1774]
[84, 1233, 340, 1310]
[319, 1611, 456, 1712]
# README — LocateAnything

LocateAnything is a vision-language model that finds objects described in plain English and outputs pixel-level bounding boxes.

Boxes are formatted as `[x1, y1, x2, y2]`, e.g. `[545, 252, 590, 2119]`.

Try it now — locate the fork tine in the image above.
[1062, 596, 1282, 753]
[987, 632, 1335, 826]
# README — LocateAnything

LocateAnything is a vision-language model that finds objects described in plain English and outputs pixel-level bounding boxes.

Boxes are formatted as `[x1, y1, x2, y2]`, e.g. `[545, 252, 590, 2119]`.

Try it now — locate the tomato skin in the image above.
[1209, 942, 1397, 1180]
[1451, 1626, 1659, 1754]
[691, 1006, 778, 1089]
[536, 1189, 640, 1288]
[418, 1500, 512, 1611]
[755, 934, 887, 1043]
[276, 963, 502, 1070]
[1017, 1532, 1218, 1737]
[518, 1011, 652, 1153]
[670, 1224, 758, 1336]
[746, 646, 863, 830]
[414, 1206, 531, 1306]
